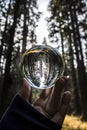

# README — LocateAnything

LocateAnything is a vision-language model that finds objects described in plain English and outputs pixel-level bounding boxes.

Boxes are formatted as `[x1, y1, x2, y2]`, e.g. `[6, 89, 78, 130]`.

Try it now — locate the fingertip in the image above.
[55, 76, 68, 89]
[60, 76, 68, 84]
[62, 91, 71, 104]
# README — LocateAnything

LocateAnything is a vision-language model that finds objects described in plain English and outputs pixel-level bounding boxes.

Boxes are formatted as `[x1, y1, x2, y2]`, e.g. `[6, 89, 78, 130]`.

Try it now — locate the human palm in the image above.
[19, 77, 71, 126]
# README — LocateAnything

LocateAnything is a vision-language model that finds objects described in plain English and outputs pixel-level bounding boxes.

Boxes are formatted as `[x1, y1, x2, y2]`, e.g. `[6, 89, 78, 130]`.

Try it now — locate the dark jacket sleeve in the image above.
[0, 95, 62, 130]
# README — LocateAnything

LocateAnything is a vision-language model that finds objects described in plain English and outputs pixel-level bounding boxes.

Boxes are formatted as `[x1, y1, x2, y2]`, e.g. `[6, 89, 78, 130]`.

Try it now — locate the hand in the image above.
[18, 77, 71, 126]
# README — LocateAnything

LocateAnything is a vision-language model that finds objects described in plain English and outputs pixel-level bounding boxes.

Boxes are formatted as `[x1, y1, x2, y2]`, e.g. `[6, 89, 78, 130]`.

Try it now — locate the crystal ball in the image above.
[20, 45, 64, 89]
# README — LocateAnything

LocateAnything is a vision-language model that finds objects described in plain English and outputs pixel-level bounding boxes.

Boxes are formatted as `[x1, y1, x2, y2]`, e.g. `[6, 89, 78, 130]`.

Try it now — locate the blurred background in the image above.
[0, 0, 87, 129]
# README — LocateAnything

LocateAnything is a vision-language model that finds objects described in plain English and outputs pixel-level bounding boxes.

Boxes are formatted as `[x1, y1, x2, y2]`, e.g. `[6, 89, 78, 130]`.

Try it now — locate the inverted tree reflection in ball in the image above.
[21, 45, 64, 89]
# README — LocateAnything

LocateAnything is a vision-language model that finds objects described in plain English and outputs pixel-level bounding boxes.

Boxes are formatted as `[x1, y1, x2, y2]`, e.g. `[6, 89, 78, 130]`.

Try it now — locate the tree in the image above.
[47, 0, 87, 121]
[42, 37, 47, 45]
[0, 0, 41, 116]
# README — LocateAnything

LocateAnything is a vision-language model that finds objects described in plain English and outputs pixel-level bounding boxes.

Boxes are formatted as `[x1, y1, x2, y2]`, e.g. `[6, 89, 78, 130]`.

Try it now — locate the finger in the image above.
[33, 87, 52, 107]
[18, 78, 31, 102]
[45, 77, 68, 114]
[40, 87, 52, 99]
[52, 91, 71, 126]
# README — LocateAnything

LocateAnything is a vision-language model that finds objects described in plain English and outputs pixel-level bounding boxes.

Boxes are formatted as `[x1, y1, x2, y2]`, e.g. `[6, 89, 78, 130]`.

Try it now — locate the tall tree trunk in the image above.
[70, 3, 87, 121]
[69, 36, 81, 115]
[59, 21, 64, 57]
[66, 12, 81, 115]
[22, 0, 27, 53]
[0, 0, 11, 62]
[0, 0, 21, 116]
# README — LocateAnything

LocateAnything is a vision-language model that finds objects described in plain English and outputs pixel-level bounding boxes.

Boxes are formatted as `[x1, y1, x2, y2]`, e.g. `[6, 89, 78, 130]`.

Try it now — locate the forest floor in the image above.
[62, 115, 87, 130]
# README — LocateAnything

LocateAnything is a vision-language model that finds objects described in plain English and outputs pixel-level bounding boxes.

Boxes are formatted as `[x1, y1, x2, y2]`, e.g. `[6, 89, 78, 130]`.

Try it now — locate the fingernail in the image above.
[63, 91, 71, 104]
[58, 77, 67, 85]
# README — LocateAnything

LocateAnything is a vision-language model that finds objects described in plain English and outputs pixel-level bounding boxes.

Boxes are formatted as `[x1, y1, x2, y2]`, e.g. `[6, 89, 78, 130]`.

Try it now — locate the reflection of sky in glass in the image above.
[33, 57, 50, 87]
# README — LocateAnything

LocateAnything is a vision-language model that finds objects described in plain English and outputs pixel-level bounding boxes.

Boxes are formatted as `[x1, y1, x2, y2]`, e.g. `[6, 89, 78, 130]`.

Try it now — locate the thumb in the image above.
[18, 78, 31, 102]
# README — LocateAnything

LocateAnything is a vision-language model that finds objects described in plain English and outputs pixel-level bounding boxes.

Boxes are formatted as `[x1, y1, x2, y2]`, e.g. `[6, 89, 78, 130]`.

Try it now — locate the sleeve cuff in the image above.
[0, 95, 62, 130]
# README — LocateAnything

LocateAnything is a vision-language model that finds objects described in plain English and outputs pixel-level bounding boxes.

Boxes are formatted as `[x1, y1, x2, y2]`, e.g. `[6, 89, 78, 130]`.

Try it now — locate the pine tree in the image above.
[47, 0, 87, 121]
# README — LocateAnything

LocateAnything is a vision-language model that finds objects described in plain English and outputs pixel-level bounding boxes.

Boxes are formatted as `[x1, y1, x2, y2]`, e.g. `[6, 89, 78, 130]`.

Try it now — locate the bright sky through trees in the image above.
[36, 0, 62, 49]
[36, 0, 50, 44]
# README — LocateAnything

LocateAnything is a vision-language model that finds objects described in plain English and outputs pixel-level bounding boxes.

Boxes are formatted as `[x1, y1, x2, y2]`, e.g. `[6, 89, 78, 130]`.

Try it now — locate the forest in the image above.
[0, 0, 87, 129]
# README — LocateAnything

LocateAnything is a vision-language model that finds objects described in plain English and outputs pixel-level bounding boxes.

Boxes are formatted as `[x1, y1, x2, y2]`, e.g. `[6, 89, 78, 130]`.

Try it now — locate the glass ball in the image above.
[20, 45, 64, 89]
